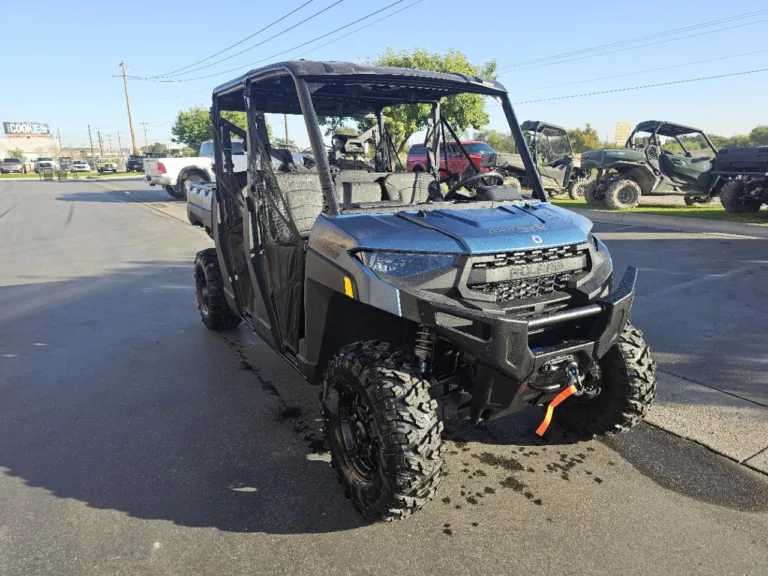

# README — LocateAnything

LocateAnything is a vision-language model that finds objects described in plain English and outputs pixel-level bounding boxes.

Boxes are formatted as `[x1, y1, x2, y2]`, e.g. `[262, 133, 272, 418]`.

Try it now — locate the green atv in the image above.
[480, 121, 593, 199]
[580, 121, 721, 210]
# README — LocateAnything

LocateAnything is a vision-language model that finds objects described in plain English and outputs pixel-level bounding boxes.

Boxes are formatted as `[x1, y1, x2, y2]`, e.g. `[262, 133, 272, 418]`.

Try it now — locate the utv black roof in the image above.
[521, 120, 567, 134]
[212, 60, 507, 115]
[631, 120, 705, 137]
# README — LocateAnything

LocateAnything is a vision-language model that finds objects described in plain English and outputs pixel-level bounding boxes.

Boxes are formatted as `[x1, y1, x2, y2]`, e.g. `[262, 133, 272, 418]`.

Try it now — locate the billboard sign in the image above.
[3, 121, 51, 137]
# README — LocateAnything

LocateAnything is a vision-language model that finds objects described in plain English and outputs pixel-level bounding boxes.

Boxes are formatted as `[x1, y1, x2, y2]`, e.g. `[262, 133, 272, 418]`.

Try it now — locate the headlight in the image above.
[357, 251, 456, 279]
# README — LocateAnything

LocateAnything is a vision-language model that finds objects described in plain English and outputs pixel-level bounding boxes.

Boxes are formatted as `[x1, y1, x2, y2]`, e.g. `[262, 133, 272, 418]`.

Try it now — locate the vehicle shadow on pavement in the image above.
[55, 188, 183, 204]
[0, 265, 366, 534]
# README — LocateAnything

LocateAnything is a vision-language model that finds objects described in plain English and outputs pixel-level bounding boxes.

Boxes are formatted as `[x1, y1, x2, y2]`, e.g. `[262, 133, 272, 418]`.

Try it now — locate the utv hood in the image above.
[330, 203, 592, 255]
[581, 148, 646, 166]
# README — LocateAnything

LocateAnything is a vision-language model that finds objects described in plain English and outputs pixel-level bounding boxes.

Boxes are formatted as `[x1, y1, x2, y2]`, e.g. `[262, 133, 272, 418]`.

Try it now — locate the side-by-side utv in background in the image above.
[580, 121, 722, 210]
[480, 121, 594, 199]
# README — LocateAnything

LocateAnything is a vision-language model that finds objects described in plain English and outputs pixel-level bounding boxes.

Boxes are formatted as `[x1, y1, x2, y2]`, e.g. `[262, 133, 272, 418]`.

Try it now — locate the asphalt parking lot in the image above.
[1, 179, 767, 576]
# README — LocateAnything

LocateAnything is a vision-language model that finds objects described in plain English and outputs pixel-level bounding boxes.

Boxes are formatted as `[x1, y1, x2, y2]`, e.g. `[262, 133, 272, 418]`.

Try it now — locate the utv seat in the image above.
[335, 171, 389, 204]
[383, 172, 435, 203]
[275, 173, 325, 237]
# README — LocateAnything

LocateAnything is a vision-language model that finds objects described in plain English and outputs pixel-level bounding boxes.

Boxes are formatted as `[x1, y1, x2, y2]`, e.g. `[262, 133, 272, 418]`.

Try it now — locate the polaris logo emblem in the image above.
[531, 235, 543, 244]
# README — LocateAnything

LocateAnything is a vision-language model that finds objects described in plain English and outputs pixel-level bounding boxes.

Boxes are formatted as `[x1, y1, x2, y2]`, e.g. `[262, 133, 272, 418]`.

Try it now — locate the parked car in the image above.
[70, 160, 91, 173]
[0, 158, 26, 174]
[406, 140, 494, 187]
[97, 160, 118, 173]
[58, 156, 73, 171]
[126, 155, 144, 172]
[144, 139, 246, 199]
[35, 157, 59, 173]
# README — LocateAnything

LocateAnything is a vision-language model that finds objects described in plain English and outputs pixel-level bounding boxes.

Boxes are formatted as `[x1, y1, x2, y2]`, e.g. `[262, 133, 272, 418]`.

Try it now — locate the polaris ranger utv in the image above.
[580, 120, 721, 210]
[193, 61, 656, 521]
[480, 121, 593, 199]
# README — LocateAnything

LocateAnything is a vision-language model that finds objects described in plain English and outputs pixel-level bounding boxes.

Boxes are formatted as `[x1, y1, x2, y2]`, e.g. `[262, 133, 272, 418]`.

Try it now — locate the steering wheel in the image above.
[444, 171, 504, 201]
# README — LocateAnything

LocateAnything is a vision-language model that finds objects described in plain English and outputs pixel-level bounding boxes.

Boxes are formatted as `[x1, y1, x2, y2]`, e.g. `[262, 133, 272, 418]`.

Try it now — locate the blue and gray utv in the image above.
[192, 60, 657, 521]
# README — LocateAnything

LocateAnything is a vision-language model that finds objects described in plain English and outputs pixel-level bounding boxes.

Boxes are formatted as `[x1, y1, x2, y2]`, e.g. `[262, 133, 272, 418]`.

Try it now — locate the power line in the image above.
[130, 0, 409, 83]
[508, 67, 768, 105]
[299, 0, 424, 57]
[141, 0, 423, 101]
[155, 0, 316, 78]
[508, 48, 768, 94]
[149, 88, 211, 101]
[500, 18, 768, 75]
[499, 8, 768, 72]
[155, 0, 345, 79]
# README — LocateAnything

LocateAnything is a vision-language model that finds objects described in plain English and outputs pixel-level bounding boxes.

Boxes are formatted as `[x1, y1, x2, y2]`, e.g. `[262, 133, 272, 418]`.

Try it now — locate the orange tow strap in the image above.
[535, 384, 579, 437]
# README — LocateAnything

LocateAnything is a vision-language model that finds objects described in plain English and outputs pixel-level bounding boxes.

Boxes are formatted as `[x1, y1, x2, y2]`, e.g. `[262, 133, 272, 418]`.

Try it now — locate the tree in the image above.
[147, 142, 169, 155]
[749, 125, 768, 146]
[272, 137, 297, 150]
[474, 129, 516, 153]
[171, 106, 263, 152]
[7, 148, 25, 160]
[321, 48, 496, 153]
[568, 124, 601, 153]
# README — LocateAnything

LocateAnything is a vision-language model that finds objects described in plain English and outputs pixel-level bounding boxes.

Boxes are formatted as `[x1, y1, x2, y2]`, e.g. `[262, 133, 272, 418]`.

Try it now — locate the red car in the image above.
[405, 140, 495, 185]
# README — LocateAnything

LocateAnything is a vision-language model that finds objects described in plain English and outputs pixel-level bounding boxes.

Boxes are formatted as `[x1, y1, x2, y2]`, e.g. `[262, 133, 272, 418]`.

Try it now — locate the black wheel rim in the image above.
[617, 186, 636, 205]
[338, 389, 379, 480]
[195, 267, 209, 315]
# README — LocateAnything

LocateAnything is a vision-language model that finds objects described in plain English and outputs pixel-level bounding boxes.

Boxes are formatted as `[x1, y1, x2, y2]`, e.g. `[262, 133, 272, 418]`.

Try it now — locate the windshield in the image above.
[465, 142, 495, 155]
[3, 158, 21, 163]
[38, 157, 53, 162]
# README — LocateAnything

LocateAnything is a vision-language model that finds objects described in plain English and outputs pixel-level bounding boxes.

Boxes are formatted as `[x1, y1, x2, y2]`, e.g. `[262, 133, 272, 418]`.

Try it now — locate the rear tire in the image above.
[194, 248, 241, 331]
[165, 185, 185, 199]
[178, 170, 209, 202]
[503, 175, 522, 191]
[605, 178, 641, 210]
[322, 341, 444, 521]
[583, 180, 605, 205]
[555, 323, 656, 438]
[719, 180, 761, 213]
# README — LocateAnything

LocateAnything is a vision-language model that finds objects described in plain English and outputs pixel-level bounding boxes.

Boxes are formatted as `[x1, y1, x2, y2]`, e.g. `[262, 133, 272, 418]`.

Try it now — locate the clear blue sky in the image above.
[2, 0, 766, 149]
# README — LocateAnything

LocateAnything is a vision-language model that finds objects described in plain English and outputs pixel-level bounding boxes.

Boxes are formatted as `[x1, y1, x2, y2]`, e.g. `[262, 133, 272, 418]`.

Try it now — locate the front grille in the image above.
[472, 244, 583, 270]
[470, 272, 574, 301]
[466, 243, 588, 303]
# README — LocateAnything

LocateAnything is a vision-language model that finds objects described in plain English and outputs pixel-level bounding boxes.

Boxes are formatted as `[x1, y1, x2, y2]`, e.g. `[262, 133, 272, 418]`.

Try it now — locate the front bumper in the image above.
[410, 266, 637, 423]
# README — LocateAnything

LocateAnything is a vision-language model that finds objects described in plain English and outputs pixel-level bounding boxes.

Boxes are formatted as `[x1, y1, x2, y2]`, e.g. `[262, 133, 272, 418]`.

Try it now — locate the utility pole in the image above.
[56, 129, 63, 154]
[97, 131, 104, 156]
[88, 124, 95, 158]
[140, 121, 149, 152]
[284, 113, 289, 146]
[117, 131, 123, 159]
[107, 134, 113, 155]
[117, 61, 139, 154]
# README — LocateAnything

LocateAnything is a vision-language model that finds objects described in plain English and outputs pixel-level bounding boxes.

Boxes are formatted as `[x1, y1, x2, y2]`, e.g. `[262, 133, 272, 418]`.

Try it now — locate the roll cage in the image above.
[209, 60, 549, 212]
[521, 120, 574, 163]
[625, 120, 718, 157]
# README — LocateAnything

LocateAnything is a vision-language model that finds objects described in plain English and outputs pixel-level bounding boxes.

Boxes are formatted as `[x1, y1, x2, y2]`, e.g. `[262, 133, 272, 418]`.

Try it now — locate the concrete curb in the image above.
[568, 207, 768, 239]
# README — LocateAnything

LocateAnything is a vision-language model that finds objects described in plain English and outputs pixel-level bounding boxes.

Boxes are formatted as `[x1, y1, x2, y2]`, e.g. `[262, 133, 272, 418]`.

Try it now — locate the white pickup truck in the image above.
[144, 140, 246, 199]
